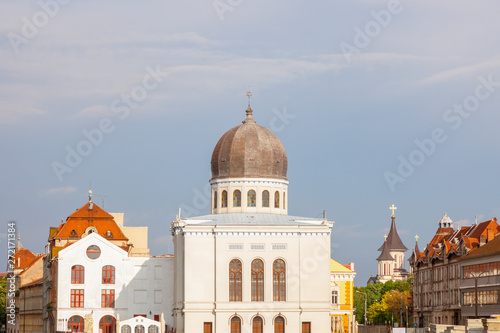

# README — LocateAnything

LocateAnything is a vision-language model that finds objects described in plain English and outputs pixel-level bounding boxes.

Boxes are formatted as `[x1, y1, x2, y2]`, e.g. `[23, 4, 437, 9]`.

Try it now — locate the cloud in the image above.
[74, 105, 110, 119]
[40, 186, 77, 196]
[416, 58, 500, 86]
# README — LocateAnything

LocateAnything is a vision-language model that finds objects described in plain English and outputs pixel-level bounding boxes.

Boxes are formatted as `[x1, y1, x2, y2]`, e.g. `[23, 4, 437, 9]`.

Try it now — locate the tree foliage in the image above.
[354, 278, 413, 326]
[0, 276, 6, 327]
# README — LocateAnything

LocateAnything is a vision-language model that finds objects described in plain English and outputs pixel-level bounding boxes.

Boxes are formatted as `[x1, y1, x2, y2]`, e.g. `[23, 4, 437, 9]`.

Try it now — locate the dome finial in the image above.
[243, 90, 256, 124]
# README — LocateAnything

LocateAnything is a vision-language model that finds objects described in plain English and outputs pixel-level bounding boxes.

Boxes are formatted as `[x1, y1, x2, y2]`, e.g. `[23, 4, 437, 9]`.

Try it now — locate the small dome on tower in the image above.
[438, 212, 453, 228]
[210, 106, 288, 181]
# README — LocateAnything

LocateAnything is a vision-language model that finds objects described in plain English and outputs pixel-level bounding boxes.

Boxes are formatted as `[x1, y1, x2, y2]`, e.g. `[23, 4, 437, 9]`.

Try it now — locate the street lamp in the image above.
[468, 271, 486, 318]
[356, 291, 367, 325]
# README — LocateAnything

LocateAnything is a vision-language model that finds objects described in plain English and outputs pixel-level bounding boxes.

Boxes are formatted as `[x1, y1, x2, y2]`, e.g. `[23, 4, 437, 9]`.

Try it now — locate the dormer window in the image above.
[70, 230, 78, 238]
[106, 230, 113, 238]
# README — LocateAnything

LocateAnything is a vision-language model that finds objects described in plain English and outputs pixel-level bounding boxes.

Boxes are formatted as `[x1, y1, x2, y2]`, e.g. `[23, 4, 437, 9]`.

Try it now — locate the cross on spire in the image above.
[389, 204, 397, 217]
[246, 90, 252, 108]
[415, 235, 419, 243]
[384, 234, 388, 241]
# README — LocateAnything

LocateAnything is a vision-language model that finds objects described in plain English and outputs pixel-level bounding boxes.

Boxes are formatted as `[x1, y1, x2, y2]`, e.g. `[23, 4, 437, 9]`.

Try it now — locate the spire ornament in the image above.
[242, 90, 256, 124]
[389, 204, 397, 218]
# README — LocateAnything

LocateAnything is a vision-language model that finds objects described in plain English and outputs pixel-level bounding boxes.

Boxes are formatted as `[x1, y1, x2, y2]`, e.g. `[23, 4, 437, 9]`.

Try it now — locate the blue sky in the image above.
[1, 0, 500, 285]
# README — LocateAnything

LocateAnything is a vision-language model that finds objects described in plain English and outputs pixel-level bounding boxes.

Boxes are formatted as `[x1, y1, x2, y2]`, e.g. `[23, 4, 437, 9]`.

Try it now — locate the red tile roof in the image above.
[52, 201, 128, 241]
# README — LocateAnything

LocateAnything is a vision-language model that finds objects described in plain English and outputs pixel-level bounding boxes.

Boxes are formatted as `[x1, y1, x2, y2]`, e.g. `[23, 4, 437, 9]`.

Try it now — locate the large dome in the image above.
[210, 108, 288, 181]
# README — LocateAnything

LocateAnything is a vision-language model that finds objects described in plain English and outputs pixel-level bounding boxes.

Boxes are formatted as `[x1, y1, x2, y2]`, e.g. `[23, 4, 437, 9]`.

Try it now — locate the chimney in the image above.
[487, 228, 495, 242]
[479, 235, 486, 247]
[350, 262, 355, 271]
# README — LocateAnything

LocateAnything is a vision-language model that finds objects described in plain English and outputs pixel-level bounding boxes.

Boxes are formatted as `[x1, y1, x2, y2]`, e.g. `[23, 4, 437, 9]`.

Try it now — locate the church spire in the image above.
[378, 206, 408, 252]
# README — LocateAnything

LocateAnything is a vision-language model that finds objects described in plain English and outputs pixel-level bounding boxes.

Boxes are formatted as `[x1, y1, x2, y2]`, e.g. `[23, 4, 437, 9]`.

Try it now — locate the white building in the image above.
[171, 105, 334, 333]
[43, 196, 174, 333]
[54, 232, 173, 332]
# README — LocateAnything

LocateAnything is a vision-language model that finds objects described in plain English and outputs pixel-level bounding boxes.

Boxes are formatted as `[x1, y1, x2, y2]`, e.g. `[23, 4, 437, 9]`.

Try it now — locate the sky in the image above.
[1, 0, 500, 286]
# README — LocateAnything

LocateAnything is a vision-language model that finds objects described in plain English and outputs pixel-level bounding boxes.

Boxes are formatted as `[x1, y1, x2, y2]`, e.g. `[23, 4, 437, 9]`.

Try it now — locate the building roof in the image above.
[330, 259, 354, 273]
[377, 240, 394, 261]
[51, 200, 128, 241]
[179, 213, 332, 226]
[210, 107, 288, 181]
[378, 216, 408, 252]
[460, 233, 500, 259]
[11, 248, 36, 271]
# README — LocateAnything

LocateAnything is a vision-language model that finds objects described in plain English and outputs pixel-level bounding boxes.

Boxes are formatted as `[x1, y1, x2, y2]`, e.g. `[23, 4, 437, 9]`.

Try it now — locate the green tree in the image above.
[355, 279, 413, 326]
[0, 276, 6, 328]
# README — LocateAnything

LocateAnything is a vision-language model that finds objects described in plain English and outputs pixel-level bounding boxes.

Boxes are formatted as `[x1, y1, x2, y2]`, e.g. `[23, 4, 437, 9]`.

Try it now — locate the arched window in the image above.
[121, 325, 131, 333]
[102, 265, 115, 284]
[68, 315, 84, 332]
[251, 259, 264, 301]
[230, 317, 241, 333]
[222, 191, 228, 208]
[274, 191, 280, 208]
[70, 229, 78, 238]
[283, 192, 286, 209]
[229, 259, 242, 302]
[233, 190, 241, 207]
[273, 259, 286, 301]
[247, 190, 256, 207]
[148, 326, 159, 333]
[253, 316, 263, 333]
[71, 265, 85, 284]
[135, 325, 145, 333]
[71, 265, 84, 284]
[214, 191, 218, 209]
[274, 316, 285, 333]
[99, 315, 116, 333]
[262, 190, 270, 208]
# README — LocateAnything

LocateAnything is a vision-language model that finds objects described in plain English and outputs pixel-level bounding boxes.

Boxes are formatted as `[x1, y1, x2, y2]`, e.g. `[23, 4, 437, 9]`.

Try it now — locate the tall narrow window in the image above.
[262, 190, 270, 208]
[68, 316, 85, 332]
[99, 315, 116, 333]
[101, 289, 115, 308]
[222, 190, 228, 208]
[229, 259, 242, 302]
[273, 259, 286, 301]
[283, 192, 286, 209]
[231, 317, 241, 333]
[102, 265, 115, 284]
[274, 316, 285, 333]
[247, 190, 256, 207]
[274, 191, 280, 208]
[332, 290, 339, 304]
[251, 259, 264, 301]
[214, 191, 218, 209]
[233, 190, 241, 207]
[71, 289, 84, 308]
[253, 316, 263, 333]
[71, 265, 85, 284]
[302, 322, 311, 333]
[203, 322, 213, 333]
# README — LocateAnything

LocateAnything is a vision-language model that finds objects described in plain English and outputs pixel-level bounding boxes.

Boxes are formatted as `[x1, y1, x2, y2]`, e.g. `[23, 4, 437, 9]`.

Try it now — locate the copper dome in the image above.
[210, 108, 288, 181]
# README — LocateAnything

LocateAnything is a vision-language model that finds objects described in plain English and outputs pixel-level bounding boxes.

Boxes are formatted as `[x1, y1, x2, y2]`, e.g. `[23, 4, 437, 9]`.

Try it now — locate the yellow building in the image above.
[331, 259, 356, 333]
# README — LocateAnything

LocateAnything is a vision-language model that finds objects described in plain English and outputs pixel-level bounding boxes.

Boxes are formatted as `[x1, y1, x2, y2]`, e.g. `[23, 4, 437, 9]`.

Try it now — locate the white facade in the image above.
[55, 233, 174, 332]
[171, 214, 334, 333]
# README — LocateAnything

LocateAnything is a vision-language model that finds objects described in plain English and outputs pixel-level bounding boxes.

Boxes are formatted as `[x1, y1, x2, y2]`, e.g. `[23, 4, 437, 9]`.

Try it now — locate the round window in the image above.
[86, 245, 101, 259]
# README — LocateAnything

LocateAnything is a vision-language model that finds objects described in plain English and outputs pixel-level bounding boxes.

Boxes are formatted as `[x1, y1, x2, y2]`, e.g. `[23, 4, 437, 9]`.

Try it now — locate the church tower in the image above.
[171, 97, 334, 333]
[373, 205, 409, 283]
